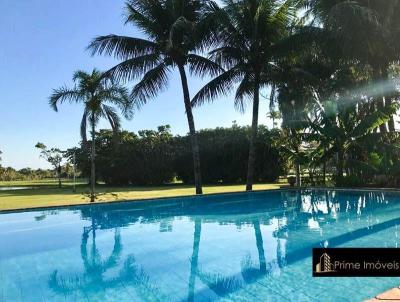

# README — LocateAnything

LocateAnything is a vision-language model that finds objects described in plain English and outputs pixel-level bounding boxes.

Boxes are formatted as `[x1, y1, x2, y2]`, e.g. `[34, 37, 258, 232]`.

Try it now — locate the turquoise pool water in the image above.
[1, 189, 400, 301]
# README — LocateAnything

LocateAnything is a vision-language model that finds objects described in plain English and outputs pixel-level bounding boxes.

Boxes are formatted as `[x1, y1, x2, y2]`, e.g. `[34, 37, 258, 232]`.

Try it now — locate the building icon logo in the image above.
[315, 253, 335, 273]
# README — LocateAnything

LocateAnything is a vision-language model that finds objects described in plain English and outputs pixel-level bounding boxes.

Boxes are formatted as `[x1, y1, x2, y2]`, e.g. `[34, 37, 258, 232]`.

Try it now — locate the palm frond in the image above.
[271, 25, 330, 59]
[51, 68, 132, 145]
[187, 54, 224, 78]
[234, 75, 254, 113]
[191, 67, 242, 107]
[209, 46, 244, 69]
[124, 2, 163, 39]
[88, 35, 158, 60]
[104, 53, 161, 83]
[130, 63, 170, 109]
[328, 1, 380, 31]
[101, 85, 133, 120]
[49, 87, 83, 112]
[102, 105, 121, 132]
[195, 0, 224, 51]
[73, 70, 91, 83]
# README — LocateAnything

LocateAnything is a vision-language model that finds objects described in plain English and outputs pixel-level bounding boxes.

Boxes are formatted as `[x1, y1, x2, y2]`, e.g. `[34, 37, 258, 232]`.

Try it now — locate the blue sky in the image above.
[0, 0, 271, 169]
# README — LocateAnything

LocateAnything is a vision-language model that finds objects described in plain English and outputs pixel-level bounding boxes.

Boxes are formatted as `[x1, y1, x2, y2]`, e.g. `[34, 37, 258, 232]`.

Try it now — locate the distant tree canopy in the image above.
[66, 125, 284, 185]
[0, 167, 55, 181]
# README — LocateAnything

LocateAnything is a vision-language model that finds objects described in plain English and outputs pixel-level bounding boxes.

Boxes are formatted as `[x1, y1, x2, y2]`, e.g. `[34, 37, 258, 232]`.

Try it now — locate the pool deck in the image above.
[366, 287, 400, 301]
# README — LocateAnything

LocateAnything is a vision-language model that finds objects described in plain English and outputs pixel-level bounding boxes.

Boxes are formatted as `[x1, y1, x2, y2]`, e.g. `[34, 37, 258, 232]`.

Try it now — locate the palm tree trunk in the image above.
[337, 149, 344, 179]
[373, 66, 388, 133]
[90, 118, 96, 202]
[295, 161, 301, 187]
[57, 166, 62, 188]
[178, 64, 202, 194]
[325, 191, 331, 214]
[381, 67, 395, 132]
[387, 98, 395, 132]
[378, 100, 387, 133]
[188, 218, 201, 302]
[246, 77, 260, 191]
[310, 169, 314, 186]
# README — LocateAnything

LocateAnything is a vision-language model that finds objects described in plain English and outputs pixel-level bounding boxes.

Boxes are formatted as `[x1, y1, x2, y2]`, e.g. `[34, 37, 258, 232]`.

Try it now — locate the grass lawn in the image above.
[0, 179, 285, 211]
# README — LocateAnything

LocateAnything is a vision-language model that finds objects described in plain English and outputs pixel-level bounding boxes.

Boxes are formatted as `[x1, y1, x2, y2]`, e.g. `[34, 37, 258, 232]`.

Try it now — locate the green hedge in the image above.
[67, 125, 284, 185]
[174, 126, 283, 184]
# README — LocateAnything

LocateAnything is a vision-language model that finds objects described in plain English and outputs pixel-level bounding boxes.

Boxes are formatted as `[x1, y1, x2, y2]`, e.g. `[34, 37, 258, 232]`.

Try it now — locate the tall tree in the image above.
[88, 0, 222, 194]
[35, 143, 64, 188]
[267, 110, 282, 129]
[192, 0, 297, 190]
[49, 69, 131, 202]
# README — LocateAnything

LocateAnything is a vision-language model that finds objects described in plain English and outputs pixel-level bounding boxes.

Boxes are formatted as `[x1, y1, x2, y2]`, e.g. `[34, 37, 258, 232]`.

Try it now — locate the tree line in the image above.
[48, 0, 400, 200]
[0, 166, 72, 182]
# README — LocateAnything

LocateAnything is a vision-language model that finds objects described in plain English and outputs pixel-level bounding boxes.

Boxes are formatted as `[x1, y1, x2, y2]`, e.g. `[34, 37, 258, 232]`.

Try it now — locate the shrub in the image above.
[67, 127, 175, 185]
[174, 125, 284, 184]
[335, 175, 364, 187]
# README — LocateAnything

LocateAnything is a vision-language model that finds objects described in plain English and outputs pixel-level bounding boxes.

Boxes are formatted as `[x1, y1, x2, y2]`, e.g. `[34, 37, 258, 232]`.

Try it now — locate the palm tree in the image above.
[88, 0, 222, 194]
[192, 0, 297, 191]
[49, 69, 131, 202]
[267, 110, 282, 129]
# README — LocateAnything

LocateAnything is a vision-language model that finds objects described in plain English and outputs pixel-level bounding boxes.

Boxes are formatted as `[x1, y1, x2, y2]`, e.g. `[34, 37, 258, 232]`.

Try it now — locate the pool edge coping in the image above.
[1, 186, 400, 214]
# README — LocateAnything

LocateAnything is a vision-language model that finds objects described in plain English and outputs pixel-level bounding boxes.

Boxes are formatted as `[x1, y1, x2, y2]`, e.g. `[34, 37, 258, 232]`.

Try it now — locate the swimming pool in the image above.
[1, 189, 400, 301]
